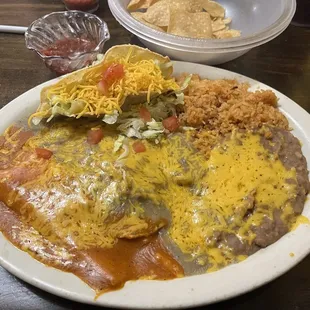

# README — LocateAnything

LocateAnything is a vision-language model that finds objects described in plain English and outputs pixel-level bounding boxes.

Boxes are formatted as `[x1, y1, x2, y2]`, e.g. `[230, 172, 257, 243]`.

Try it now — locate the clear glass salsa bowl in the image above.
[25, 11, 110, 75]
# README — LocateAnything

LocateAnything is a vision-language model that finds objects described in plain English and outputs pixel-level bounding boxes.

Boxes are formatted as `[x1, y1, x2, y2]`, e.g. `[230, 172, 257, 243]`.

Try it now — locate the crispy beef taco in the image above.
[29, 45, 179, 125]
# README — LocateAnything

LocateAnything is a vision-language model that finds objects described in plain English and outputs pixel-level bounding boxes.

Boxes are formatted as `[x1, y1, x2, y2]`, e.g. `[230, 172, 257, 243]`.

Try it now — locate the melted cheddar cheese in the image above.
[0, 123, 304, 273]
[124, 131, 298, 270]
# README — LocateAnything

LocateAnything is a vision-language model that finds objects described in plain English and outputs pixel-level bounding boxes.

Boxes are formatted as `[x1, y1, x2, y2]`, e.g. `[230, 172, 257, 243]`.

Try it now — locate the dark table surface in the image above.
[1, 1, 310, 310]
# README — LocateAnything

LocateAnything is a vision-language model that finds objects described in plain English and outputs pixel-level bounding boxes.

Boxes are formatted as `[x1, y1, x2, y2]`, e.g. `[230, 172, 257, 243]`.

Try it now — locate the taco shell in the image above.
[30, 45, 178, 125]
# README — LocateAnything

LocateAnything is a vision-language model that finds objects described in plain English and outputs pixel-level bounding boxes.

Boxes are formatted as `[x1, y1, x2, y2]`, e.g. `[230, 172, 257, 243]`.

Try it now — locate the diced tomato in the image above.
[87, 128, 104, 145]
[132, 141, 146, 153]
[139, 107, 152, 122]
[103, 63, 124, 82]
[97, 79, 109, 95]
[35, 148, 53, 160]
[98, 64, 124, 95]
[162, 116, 180, 132]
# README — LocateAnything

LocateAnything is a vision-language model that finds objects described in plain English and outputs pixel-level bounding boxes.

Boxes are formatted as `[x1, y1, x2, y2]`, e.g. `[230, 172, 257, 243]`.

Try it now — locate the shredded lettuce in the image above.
[117, 144, 129, 161]
[40, 96, 89, 123]
[146, 100, 171, 120]
[47, 104, 71, 122]
[46, 115, 54, 123]
[112, 74, 192, 140]
[69, 100, 86, 114]
[154, 60, 173, 78]
[103, 110, 119, 124]
[146, 93, 182, 120]
[32, 117, 42, 126]
[114, 137, 129, 163]
[117, 118, 145, 139]
[124, 127, 143, 139]
[175, 93, 184, 104]
[179, 74, 192, 92]
[116, 118, 165, 140]
[113, 135, 126, 153]
[90, 53, 104, 67]
[117, 118, 145, 132]
[146, 119, 164, 131]
[142, 129, 164, 139]
[182, 126, 196, 131]
[142, 119, 164, 139]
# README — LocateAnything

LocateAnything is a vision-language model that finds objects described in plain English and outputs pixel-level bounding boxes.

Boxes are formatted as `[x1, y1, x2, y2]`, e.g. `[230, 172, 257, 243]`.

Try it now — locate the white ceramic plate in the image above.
[1, 61, 310, 309]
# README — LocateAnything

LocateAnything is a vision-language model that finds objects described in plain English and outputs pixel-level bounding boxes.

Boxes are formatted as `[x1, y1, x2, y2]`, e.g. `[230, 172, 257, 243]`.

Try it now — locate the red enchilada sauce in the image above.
[0, 201, 183, 294]
[0, 127, 184, 294]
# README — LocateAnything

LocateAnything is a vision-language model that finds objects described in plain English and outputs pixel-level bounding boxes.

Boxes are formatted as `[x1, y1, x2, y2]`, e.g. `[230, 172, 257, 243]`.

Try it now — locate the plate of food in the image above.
[0, 45, 309, 309]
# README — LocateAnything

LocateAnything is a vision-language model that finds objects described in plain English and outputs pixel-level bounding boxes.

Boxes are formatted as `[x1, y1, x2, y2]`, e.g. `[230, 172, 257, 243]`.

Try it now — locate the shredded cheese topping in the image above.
[28, 50, 179, 126]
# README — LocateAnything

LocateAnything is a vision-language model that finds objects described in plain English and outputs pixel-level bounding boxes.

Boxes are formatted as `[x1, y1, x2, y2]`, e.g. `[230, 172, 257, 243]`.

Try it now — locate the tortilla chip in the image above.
[169, 0, 202, 13]
[214, 29, 241, 39]
[127, 0, 239, 40]
[131, 11, 145, 19]
[211, 18, 226, 32]
[127, 0, 160, 11]
[127, 0, 141, 10]
[223, 17, 232, 24]
[213, 26, 228, 33]
[168, 10, 212, 39]
[131, 12, 165, 32]
[144, 0, 170, 27]
[201, 0, 225, 18]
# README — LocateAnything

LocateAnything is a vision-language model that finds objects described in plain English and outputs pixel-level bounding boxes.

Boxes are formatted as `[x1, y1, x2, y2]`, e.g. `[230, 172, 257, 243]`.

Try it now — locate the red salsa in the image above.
[63, 0, 99, 12]
[41, 38, 97, 57]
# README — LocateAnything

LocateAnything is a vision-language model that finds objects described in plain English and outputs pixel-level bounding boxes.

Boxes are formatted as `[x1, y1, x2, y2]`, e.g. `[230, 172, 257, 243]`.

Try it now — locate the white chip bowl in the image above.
[108, 0, 296, 65]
